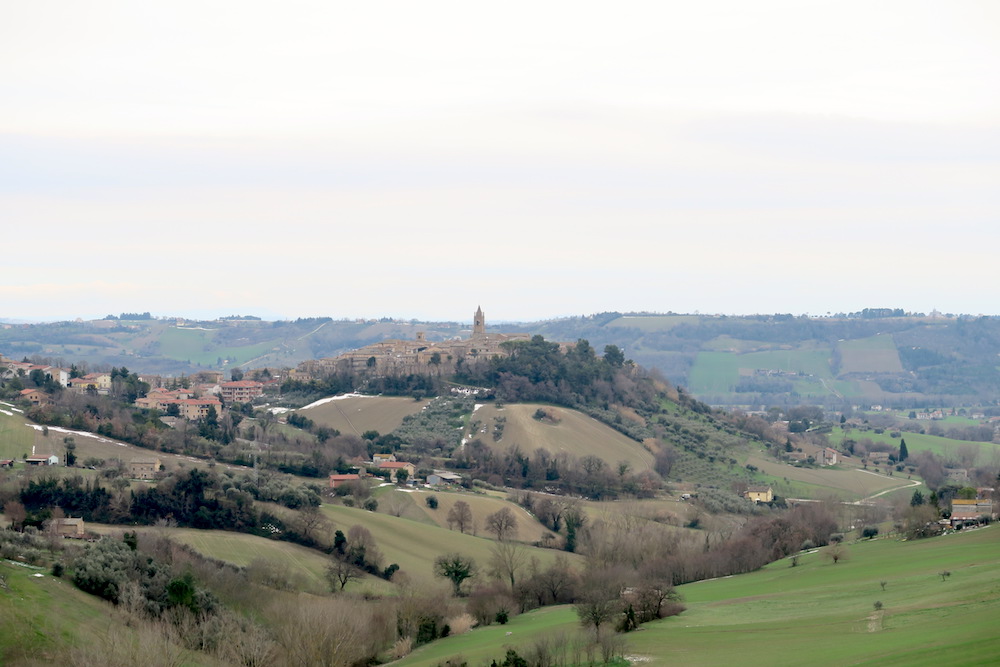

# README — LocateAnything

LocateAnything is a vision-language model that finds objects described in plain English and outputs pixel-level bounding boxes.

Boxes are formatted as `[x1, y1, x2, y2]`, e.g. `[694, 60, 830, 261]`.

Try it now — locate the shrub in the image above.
[426, 495, 439, 509]
[862, 526, 879, 539]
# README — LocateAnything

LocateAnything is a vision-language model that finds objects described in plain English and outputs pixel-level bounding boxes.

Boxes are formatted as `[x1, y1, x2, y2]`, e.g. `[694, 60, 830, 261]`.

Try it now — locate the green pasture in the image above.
[0, 407, 35, 459]
[0, 559, 142, 664]
[688, 349, 832, 395]
[699, 336, 773, 353]
[830, 427, 1000, 466]
[742, 454, 918, 502]
[399, 526, 1000, 667]
[320, 503, 583, 582]
[630, 525, 1000, 666]
[156, 327, 275, 366]
[837, 335, 903, 374]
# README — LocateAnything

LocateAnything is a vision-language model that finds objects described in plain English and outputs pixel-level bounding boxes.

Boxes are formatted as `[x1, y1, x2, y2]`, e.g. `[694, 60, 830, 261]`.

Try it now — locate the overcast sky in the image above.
[3, 1, 999, 323]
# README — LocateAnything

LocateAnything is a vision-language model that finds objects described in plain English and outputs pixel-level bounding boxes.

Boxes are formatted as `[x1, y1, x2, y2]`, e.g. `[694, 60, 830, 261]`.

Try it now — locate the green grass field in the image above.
[830, 427, 1000, 467]
[156, 327, 276, 366]
[0, 406, 36, 459]
[0, 558, 139, 664]
[320, 502, 583, 582]
[397, 525, 1000, 667]
[688, 349, 832, 395]
[743, 454, 919, 501]
[837, 335, 904, 374]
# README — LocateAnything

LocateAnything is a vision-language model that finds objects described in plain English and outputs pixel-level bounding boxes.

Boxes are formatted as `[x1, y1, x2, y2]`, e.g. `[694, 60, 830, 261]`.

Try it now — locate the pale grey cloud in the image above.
[1, 1, 998, 321]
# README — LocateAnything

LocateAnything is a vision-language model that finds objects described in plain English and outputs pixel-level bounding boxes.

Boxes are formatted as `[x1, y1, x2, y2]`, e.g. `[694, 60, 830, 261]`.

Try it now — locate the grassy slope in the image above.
[837, 334, 904, 374]
[397, 526, 1000, 667]
[0, 559, 141, 665]
[320, 503, 584, 581]
[299, 395, 431, 438]
[830, 426, 1000, 466]
[632, 525, 1000, 667]
[743, 454, 918, 501]
[474, 403, 655, 472]
[156, 326, 276, 366]
[687, 348, 833, 395]
[86, 524, 349, 595]
[0, 406, 35, 459]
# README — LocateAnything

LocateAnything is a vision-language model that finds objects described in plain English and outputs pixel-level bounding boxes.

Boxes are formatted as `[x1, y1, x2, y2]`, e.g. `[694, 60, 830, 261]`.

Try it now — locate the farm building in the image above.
[26, 455, 59, 466]
[129, 457, 162, 480]
[745, 485, 774, 503]
[329, 474, 362, 489]
[950, 499, 995, 527]
[427, 471, 463, 486]
[55, 517, 86, 537]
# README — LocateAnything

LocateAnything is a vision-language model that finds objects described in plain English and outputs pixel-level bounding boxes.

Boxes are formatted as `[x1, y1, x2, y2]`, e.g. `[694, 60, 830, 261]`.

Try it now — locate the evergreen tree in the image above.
[899, 438, 909, 461]
[910, 489, 925, 507]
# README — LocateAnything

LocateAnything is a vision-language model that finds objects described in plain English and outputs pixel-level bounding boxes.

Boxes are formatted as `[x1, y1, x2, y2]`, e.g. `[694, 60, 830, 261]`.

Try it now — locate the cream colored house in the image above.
[745, 485, 774, 503]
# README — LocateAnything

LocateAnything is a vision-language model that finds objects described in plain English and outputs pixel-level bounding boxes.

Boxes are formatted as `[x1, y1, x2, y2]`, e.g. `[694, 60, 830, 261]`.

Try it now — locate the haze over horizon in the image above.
[3, 1, 998, 323]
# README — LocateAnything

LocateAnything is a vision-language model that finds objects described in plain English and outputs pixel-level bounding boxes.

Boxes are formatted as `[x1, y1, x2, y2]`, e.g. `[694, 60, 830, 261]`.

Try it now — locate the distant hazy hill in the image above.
[509, 312, 1000, 409]
[3, 311, 999, 408]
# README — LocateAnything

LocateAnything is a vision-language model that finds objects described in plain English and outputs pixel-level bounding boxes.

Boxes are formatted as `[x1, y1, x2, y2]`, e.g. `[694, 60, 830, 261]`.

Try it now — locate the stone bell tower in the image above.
[473, 305, 485, 337]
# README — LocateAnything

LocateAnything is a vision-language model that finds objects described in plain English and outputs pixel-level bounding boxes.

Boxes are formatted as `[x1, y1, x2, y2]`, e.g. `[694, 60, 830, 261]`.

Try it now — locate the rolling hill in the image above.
[395, 524, 1000, 667]
[5, 310, 1000, 408]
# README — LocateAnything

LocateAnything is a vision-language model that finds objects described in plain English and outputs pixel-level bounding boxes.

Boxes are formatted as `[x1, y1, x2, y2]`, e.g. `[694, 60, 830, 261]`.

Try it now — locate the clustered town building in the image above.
[294, 306, 534, 380]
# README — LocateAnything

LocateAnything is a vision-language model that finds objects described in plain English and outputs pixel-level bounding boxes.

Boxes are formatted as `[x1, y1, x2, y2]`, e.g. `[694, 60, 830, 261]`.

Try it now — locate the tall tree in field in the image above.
[899, 438, 908, 462]
[485, 507, 518, 541]
[447, 500, 473, 534]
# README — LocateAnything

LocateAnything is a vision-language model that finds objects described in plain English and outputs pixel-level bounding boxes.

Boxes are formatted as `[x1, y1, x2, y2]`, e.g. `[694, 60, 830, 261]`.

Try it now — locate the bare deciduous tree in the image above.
[326, 557, 363, 592]
[447, 501, 473, 534]
[485, 507, 518, 541]
[489, 540, 529, 589]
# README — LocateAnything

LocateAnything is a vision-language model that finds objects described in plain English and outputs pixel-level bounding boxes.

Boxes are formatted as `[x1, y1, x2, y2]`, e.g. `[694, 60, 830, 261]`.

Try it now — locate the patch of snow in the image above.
[33, 573, 44, 578]
[379, 482, 394, 487]
[269, 407, 290, 415]
[27, 424, 125, 446]
[0, 409, 12, 416]
[299, 393, 371, 411]
[473, 403, 484, 413]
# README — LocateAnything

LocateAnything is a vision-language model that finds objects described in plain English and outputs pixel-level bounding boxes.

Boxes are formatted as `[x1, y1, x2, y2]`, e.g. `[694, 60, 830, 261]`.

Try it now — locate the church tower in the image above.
[473, 305, 485, 337]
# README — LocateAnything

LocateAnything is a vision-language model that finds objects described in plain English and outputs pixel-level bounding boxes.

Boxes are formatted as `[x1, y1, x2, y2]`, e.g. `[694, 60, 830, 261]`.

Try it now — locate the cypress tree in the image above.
[899, 438, 908, 462]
